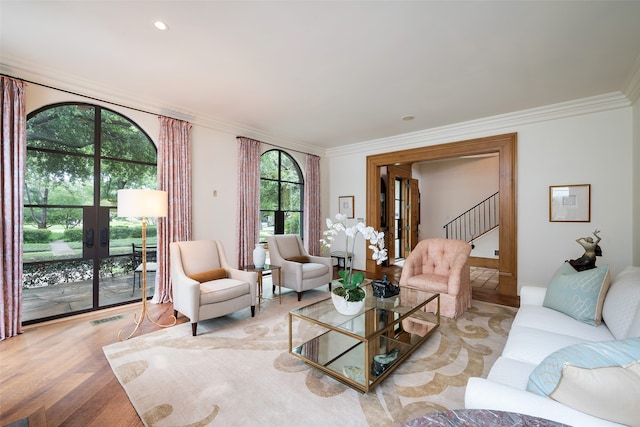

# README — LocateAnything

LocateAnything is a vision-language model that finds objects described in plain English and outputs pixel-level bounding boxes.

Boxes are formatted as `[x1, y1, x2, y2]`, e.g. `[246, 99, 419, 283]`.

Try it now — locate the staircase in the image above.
[443, 192, 499, 243]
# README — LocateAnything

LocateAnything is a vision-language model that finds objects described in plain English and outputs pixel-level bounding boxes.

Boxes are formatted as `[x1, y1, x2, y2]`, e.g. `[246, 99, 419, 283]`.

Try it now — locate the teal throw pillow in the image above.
[526, 338, 640, 425]
[543, 263, 610, 326]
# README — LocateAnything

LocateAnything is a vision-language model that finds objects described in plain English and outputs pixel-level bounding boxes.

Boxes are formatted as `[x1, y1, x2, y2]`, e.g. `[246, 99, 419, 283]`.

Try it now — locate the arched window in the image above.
[22, 102, 157, 324]
[259, 150, 304, 242]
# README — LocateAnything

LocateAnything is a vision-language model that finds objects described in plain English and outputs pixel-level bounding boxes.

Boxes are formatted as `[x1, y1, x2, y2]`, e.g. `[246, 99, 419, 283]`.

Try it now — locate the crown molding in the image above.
[0, 58, 324, 157]
[3, 56, 631, 160]
[622, 52, 640, 104]
[325, 92, 631, 159]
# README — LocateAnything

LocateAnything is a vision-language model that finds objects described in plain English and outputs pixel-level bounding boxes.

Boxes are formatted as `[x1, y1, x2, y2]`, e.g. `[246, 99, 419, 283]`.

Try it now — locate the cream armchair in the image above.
[399, 238, 472, 318]
[267, 234, 332, 301]
[170, 240, 257, 336]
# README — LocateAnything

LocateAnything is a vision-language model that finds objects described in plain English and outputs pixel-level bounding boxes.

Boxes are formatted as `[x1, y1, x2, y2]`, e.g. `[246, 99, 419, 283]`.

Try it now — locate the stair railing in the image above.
[443, 192, 499, 243]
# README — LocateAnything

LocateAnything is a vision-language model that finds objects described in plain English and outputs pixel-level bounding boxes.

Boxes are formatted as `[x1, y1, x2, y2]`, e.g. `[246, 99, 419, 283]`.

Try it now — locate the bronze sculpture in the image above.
[569, 229, 602, 271]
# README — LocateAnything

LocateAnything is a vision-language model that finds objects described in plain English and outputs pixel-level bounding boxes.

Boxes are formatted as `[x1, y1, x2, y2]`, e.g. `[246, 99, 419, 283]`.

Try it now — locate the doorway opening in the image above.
[366, 133, 517, 303]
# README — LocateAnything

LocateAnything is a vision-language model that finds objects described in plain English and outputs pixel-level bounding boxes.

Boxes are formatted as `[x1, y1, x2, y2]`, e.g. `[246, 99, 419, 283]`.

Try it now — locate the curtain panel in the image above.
[1, 76, 26, 340]
[304, 154, 321, 256]
[153, 117, 192, 303]
[236, 137, 261, 268]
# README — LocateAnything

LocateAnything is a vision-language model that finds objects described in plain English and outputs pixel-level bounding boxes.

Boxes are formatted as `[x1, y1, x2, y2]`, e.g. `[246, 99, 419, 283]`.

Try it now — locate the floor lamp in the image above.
[117, 189, 176, 341]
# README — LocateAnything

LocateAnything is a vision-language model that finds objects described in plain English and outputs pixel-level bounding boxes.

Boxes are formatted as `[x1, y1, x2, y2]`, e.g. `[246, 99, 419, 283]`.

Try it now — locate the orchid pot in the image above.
[321, 213, 388, 311]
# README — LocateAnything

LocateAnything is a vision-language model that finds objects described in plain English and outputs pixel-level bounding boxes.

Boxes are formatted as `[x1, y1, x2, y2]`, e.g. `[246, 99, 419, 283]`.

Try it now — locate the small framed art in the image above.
[549, 184, 590, 222]
[338, 196, 354, 218]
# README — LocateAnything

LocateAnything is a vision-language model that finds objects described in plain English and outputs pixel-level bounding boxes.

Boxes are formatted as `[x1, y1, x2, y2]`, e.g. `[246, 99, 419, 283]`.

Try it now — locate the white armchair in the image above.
[170, 240, 257, 336]
[267, 234, 332, 301]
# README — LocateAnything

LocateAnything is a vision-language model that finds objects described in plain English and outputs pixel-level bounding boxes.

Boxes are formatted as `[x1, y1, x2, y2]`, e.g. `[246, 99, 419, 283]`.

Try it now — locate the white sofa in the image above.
[465, 266, 640, 426]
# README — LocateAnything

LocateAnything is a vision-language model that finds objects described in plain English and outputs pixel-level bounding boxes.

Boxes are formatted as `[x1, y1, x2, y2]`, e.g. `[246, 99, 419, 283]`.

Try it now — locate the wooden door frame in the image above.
[366, 133, 517, 297]
[385, 165, 412, 264]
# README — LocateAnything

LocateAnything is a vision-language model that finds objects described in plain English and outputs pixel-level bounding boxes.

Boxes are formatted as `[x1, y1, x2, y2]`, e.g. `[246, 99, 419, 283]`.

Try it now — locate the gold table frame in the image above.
[288, 285, 440, 393]
[242, 264, 282, 309]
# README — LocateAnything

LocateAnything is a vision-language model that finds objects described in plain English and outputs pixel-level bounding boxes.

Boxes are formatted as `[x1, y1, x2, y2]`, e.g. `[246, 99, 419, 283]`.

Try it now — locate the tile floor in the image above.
[470, 267, 499, 291]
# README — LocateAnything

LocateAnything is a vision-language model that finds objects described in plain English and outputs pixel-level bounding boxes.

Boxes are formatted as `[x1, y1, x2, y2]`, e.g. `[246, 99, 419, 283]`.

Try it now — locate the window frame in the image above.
[259, 149, 304, 243]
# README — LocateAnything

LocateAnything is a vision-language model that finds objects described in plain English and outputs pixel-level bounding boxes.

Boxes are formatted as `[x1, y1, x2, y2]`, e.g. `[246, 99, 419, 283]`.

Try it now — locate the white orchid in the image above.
[320, 213, 388, 302]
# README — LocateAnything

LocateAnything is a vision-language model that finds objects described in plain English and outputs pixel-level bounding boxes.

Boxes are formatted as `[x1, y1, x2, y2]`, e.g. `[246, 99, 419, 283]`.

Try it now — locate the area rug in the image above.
[103, 289, 516, 427]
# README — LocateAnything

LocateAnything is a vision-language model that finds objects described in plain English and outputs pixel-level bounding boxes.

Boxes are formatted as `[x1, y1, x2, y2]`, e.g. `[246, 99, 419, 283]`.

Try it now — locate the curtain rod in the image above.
[236, 135, 315, 157]
[1, 73, 179, 121]
[3, 74, 317, 151]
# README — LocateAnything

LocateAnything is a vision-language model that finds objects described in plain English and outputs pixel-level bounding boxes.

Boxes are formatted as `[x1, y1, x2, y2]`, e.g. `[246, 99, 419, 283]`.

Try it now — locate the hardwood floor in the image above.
[374, 264, 520, 308]
[0, 302, 186, 427]
[1, 266, 517, 427]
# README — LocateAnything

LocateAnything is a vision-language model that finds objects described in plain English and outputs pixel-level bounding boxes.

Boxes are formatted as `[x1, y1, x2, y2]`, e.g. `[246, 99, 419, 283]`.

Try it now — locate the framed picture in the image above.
[338, 196, 354, 218]
[549, 184, 590, 222]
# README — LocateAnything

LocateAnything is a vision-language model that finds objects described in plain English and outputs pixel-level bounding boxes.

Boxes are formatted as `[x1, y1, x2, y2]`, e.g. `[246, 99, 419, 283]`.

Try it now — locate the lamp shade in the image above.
[117, 189, 168, 218]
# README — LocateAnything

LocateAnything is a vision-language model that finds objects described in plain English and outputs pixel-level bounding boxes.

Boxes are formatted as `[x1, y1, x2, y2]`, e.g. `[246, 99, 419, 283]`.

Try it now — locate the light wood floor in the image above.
[1, 266, 517, 426]
[0, 302, 186, 427]
[378, 265, 519, 308]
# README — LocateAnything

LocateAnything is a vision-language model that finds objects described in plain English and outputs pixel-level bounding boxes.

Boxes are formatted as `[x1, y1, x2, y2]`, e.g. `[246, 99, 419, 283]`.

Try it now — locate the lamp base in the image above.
[117, 297, 177, 341]
[117, 217, 176, 341]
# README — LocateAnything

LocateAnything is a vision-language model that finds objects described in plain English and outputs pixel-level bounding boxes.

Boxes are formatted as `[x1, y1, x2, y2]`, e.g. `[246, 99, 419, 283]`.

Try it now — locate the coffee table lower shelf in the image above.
[289, 289, 440, 393]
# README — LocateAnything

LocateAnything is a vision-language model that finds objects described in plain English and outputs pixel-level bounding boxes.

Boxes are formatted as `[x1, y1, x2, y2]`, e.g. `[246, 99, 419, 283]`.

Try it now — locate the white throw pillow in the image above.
[527, 338, 640, 426]
[602, 266, 640, 339]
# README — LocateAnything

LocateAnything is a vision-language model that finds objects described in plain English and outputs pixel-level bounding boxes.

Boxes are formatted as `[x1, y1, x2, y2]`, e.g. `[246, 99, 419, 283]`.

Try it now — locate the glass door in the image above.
[22, 103, 157, 324]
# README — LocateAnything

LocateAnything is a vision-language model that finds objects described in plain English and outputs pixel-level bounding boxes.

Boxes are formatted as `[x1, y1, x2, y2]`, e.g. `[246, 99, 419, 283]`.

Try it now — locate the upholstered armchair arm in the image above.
[171, 276, 200, 322]
[280, 260, 304, 287]
[520, 286, 546, 306]
[266, 236, 303, 287]
[170, 246, 201, 321]
[445, 253, 470, 296]
[173, 278, 201, 321]
[399, 254, 423, 287]
[228, 268, 258, 300]
[308, 255, 332, 269]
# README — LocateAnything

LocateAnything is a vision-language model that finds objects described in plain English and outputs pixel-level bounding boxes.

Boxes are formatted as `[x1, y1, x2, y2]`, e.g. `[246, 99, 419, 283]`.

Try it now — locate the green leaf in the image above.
[337, 269, 364, 290]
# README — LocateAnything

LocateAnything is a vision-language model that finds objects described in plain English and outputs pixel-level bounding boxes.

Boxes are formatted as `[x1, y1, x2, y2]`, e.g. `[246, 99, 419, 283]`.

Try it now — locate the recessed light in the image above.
[401, 115, 415, 121]
[154, 21, 169, 31]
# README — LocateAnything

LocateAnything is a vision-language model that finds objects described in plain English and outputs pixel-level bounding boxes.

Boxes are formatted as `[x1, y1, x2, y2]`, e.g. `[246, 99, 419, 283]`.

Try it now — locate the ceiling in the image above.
[2, 1, 640, 152]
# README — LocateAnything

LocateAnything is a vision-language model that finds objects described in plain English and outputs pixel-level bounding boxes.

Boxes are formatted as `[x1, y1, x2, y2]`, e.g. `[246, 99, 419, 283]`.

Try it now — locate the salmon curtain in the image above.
[304, 154, 321, 255]
[236, 137, 261, 268]
[1, 76, 26, 340]
[153, 117, 192, 303]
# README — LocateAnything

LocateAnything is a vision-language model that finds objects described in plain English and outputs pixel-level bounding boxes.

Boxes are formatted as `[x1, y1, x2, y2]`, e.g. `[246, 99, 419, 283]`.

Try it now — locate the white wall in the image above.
[24, 84, 315, 269]
[24, 83, 636, 291]
[413, 156, 499, 239]
[323, 151, 371, 268]
[25, 84, 160, 142]
[189, 128, 239, 257]
[190, 132, 309, 266]
[469, 228, 499, 259]
[326, 106, 634, 291]
[516, 109, 633, 287]
[633, 96, 640, 266]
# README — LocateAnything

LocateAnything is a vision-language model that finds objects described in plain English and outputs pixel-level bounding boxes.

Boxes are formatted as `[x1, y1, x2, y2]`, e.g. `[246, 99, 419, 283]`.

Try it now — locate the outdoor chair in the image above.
[131, 243, 157, 296]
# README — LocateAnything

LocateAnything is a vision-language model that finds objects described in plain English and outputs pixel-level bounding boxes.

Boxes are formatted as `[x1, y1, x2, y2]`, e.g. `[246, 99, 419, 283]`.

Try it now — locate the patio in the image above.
[21, 272, 156, 323]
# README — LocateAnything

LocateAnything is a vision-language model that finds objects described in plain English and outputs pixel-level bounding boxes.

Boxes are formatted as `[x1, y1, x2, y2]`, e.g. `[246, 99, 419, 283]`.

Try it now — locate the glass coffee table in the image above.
[288, 284, 440, 393]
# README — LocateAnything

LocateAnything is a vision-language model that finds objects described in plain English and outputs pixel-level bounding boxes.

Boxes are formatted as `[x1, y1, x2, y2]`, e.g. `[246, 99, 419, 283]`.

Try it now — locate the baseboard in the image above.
[469, 256, 499, 269]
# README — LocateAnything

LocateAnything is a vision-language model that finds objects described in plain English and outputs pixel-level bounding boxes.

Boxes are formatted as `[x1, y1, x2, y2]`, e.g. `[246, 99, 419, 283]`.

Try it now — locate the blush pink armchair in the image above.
[399, 238, 472, 318]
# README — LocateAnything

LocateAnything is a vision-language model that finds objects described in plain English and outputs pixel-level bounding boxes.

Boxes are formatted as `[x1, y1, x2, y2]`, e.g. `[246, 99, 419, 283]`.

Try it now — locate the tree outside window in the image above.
[259, 150, 303, 242]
